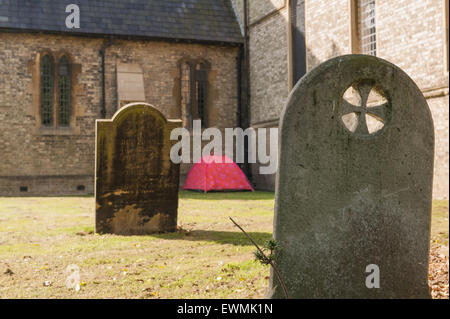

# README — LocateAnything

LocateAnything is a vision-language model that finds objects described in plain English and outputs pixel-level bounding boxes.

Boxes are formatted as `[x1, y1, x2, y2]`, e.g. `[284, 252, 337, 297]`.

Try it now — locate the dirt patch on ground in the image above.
[429, 244, 449, 299]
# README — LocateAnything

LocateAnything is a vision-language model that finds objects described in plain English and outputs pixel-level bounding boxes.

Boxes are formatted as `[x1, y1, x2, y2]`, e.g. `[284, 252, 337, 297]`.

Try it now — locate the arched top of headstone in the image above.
[271, 55, 435, 299]
[95, 102, 181, 236]
[110, 102, 169, 124]
[281, 54, 434, 141]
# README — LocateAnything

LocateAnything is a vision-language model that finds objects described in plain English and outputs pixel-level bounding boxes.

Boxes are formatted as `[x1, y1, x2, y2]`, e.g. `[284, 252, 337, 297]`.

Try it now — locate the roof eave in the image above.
[0, 27, 244, 46]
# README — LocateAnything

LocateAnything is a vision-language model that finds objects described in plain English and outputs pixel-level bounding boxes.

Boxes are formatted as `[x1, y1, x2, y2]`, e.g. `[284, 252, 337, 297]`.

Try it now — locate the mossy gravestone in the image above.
[269, 55, 434, 299]
[95, 103, 181, 235]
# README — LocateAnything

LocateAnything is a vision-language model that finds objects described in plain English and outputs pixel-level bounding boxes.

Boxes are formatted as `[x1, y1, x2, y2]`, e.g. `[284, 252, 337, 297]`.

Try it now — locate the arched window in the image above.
[58, 56, 71, 127]
[179, 60, 209, 129]
[40, 54, 54, 126]
[195, 63, 208, 126]
[180, 62, 192, 128]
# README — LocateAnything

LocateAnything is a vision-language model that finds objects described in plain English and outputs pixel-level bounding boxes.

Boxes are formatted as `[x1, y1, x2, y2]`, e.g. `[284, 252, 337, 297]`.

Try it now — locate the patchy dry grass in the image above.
[0, 193, 448, 299]
[0, 191, 273, 299]
[431, 200, 449, 245]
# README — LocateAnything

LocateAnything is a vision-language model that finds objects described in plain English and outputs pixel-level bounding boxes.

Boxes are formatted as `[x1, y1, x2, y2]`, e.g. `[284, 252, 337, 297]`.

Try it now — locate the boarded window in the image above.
[40, 54, 54, 126]
[58, 56, 71, 127]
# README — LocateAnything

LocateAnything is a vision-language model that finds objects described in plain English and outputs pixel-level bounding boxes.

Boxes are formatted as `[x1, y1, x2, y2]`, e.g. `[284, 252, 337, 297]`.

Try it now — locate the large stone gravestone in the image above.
[269, 55, 434, 298]
[95, 103, 182, 235]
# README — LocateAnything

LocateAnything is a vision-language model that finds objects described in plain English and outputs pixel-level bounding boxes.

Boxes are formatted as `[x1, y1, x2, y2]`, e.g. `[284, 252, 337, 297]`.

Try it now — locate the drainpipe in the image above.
[99, 38, 113, 118]
[287, 0, 294, 91]
[242, 0, 252, 181]
[236, 48, 243, 129]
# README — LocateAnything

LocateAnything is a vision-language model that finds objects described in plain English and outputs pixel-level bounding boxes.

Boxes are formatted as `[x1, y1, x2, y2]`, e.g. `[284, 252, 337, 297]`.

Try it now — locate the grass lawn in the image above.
[0, 192, 448, 299]
[431, 200, 449, 245]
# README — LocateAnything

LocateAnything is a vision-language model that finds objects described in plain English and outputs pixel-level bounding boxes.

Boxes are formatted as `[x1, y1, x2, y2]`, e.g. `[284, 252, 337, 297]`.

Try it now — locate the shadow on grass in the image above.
[179, 190, 274, 201]
[151, 230, 273, 246]
[0, 191, 274, 201]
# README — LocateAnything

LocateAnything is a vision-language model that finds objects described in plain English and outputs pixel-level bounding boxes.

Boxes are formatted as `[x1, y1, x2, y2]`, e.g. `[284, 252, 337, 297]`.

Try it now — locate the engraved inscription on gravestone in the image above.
[95, 103, 182, 235]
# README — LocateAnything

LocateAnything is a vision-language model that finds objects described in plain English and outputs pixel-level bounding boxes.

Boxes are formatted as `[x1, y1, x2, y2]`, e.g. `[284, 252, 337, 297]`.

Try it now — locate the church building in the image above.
[0, 0, 243, 195]
[1, 0, 448, 200]
[232, 0, 449, 199]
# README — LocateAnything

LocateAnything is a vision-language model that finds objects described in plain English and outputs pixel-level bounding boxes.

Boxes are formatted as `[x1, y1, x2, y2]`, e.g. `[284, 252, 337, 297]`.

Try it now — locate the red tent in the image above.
[183, 155, 254, 192]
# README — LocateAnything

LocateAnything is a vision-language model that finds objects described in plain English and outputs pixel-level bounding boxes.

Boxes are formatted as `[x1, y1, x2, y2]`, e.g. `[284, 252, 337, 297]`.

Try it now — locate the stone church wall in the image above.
[305, 0, 449, 199]
[235, 0, 448, 198]
[0, 32, 240, 196]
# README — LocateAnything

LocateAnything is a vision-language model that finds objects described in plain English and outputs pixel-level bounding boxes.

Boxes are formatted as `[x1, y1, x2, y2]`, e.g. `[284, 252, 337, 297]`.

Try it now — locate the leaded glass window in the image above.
[180, 60, 209, 128]
[40, 54, 53, 126]
[195, 63, 208, 125]
[58, 56, 71, 127]
[358, 0, 377, 56]
[181, 62, 192, 128]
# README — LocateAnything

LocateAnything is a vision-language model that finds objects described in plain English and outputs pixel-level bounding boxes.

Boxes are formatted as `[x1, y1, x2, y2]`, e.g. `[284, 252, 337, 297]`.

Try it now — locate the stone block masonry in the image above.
[233, 0, 449, 198]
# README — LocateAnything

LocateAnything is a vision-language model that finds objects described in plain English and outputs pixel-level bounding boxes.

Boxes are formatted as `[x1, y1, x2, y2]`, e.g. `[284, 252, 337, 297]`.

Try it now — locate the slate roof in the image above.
[0, 0, 243, 44]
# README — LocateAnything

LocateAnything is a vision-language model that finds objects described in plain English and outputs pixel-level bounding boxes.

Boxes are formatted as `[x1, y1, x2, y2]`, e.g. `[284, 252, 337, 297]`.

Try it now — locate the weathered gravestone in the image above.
[95, 103, 182, 235]
[269, 55, 434, 298]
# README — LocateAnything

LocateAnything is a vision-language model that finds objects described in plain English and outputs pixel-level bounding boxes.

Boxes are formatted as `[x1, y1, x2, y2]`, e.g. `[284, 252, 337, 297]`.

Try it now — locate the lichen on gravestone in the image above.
[269, 55, 434, 299]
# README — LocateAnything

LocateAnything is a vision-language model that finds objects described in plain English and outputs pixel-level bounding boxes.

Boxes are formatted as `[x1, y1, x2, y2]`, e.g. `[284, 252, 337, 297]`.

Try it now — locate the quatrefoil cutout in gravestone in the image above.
[341, 80, 392, 136]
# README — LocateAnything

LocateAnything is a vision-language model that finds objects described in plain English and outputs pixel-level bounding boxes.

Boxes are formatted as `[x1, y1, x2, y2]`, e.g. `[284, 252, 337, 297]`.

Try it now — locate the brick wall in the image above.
[305, 0, 449, 199]
[244, 1, 289, 190]
[103, 39, 239, 129]
[304, 0, 351, 69]
[232, 0, 290, 126]
[238, 0, 448, 198]
[248, 0, 289, 126]
[376, 0, 448, 91]
[0, 32, 239, 196]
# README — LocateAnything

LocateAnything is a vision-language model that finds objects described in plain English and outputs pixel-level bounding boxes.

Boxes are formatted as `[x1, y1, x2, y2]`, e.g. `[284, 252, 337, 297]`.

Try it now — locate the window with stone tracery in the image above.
[181, 62, 192, 128]
[40, 54, 54, 126]
[179, 60, 209, 129]
[40, 52, 73, 128]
